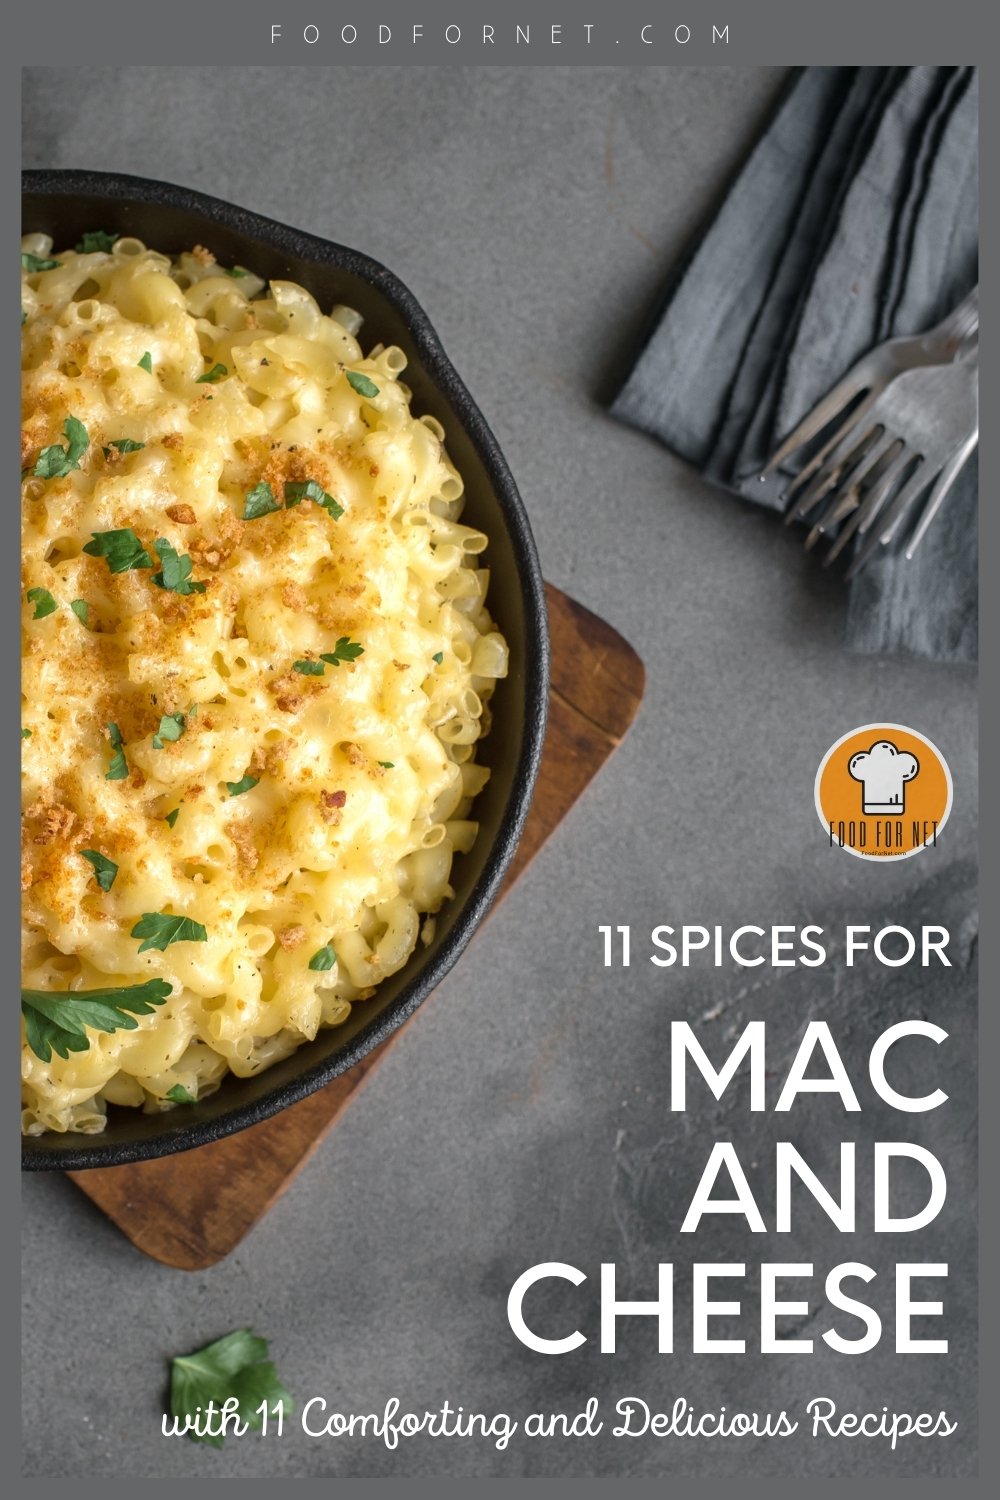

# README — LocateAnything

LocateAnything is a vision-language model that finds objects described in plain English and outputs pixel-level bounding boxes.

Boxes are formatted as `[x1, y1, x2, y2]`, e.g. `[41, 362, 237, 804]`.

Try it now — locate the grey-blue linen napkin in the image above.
[611, 66, 978, 663]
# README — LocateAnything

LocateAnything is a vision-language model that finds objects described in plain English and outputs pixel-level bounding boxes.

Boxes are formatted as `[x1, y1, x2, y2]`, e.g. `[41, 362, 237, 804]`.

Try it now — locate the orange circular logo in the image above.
[815, 724, 952, 861]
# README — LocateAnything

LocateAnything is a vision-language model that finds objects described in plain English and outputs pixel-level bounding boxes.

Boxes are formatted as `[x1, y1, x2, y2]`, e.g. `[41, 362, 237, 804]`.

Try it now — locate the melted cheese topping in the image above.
[21, 236, 508, 1135]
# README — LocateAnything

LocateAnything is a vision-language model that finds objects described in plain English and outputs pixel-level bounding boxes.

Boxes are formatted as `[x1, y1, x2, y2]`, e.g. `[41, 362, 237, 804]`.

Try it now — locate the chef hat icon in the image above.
[848, 740, 919, 815]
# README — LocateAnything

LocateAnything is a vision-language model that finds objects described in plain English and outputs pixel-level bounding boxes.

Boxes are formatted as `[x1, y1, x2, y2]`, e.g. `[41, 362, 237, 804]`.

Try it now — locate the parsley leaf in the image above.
[26, 587, 57, 619]
[131, 912, 208, 953]
[21, 728, 32, 740]
[170, 1329, 294, 1450]
[321, 637, 365, 668]
[32, 415, 89, 479]
[105, 722, 128, 781]
[308, 944, 336, 972]
[84, 528, 153, 574]
[22, 252, 61, 273]
[103, 437, 145, 456]
[226, 775, 259, 797]
[166, 1083, 195, 1103]
[197, 363, 228, 384]
[152, 711, 186, 749]
[70, 599, 89, 626]
[75, 231, 118, 254]
[283, 479, 345, 520]
[80, 849, 118, 892]
[225, 266, 249, 279]
[165, 808, 180, 829]
[432, 651, 443, 665]
[378, 760, 394, 769]
[21, 979, 171, 1063]
[137, 351, 153, 373]
[152, 538, 206, 595]
[243, 481, 279, 520]
[346, 370, 380, 399]
[292, 659, 325, 676]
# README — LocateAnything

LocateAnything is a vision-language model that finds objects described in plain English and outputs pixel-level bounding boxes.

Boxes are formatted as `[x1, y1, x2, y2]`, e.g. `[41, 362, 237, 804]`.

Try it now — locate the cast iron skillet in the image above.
[21, 169, 549, 1171]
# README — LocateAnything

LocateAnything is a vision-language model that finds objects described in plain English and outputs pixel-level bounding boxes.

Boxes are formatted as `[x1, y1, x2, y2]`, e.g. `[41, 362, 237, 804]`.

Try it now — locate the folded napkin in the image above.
[611, 67, 978, 663]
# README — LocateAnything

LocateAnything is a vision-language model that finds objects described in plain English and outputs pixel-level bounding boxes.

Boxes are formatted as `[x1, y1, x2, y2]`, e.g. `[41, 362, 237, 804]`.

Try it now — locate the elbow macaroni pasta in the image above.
[21, 234, 508, 1135]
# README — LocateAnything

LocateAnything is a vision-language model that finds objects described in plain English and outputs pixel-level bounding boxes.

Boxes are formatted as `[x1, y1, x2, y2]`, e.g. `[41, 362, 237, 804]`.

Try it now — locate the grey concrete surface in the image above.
[21, 66, 978, 1479]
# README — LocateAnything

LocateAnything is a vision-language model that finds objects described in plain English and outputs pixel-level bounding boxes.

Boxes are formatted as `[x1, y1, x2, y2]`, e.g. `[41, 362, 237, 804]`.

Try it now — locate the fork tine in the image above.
[845, 464, 936, 579]
[823, 448, 914, 566]
[785, 424, 881, 526]
[904, 433, 978, 558]
[763, 360, 878, 475]
[781, 393, 880, 518]
[803, 431, 895, 548]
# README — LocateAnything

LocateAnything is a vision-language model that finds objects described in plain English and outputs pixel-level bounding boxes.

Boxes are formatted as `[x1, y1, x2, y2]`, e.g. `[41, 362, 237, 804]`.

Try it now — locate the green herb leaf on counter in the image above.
[21, 728, 32, 740]
[21, 252, 61, 273]
[308, 945, 336, 972]
[21, 979, 171, 1063]
[137, 351, 153, 373]
[166, 1083, 195, 1103]
[32, 415, 89, 479]
[152, 712, 186, 750]
[432, 651, 443, 665]
[80, 849, 119, 892]
[378, 761, 394, 769]
[283, 479, 345, 520]
[152, 538, 206, 595]
[84, 528, 153, 574]
[103, 437, 145, 457]
[197, 363, 228, 384]
[225, 775, 259, 797]
[26, 587, 57, 619]
[165, 808, 180, 828]
[292, 659, 325, 676]
[70, 599, 89, 626]
[131, 912, 208, 953]
[75, 231, 118, 253]
[169, 1329, 294, 1449]
[320, 637, 364, 668]
[105, 722, 128, 781]
[243, 480, 279, 520]
[346, 370, 380, 399]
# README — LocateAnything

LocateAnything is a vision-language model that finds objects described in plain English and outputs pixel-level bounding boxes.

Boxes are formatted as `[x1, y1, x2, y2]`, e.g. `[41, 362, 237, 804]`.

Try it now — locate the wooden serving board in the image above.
[69, 583, 645, 1269]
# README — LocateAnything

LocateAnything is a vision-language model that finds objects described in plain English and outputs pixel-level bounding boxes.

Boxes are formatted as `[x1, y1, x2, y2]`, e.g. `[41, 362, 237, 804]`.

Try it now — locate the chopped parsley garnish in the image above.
[292, 659, 325, 676]
[21, 728, 32, 740]
[80, 849, 119, 892]
[103, 437, 145, 456]
[26, 587, 57, 619]
[308, 944, 336, 972]
[83, 528, 153, 574]
[378, 760, 394, 769]
[197, 363, 228, 384]
[105, 722, 128, 781]
[21, 979, 171, 1063]
[225, 266, 249, 279]
[225, 775, 259, 797]
[31, 415, 89, 479]
[131, 912, 208, 953]
[152, 711, 186, 749]
[21, 252, 61, 273]
[321, 637, 364, 668]
[137, 351, 154, 373]
[283, 479, 345, 520]
[346, 370, 380, 399]
[152, 538, 206, 595]
[432, 651, 444, 665]
[166, 1083, 195, 1103]
[165, 808, 180, 829]
[75, 230, 118, 253]
[169, 1329, 293, 1450]
[243, 481, 279, 520]
[70, 599, 89, 626]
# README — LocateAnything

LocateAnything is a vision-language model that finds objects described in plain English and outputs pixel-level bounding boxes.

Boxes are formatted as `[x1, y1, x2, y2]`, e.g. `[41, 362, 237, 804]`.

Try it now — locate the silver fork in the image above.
[763, 287, 978, 491]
